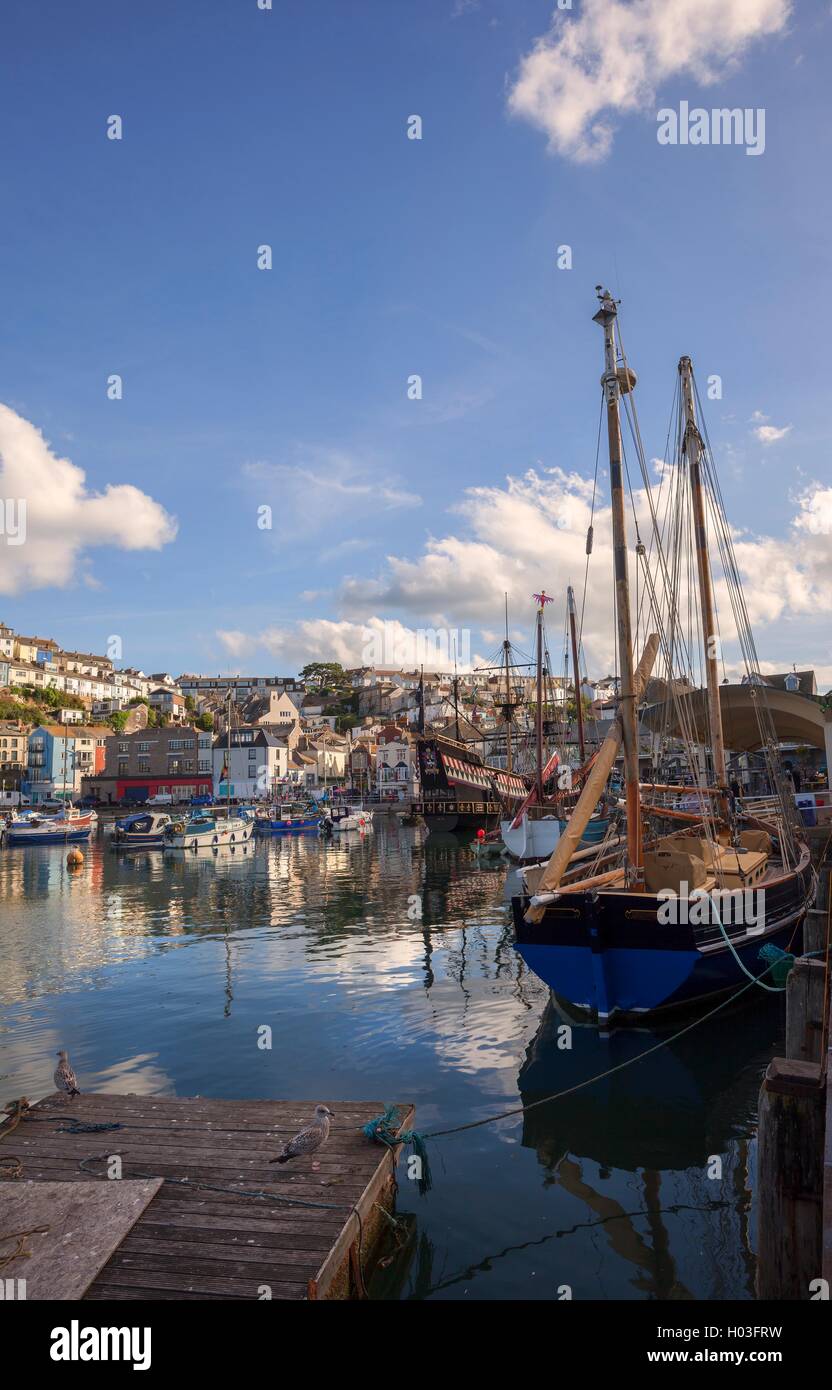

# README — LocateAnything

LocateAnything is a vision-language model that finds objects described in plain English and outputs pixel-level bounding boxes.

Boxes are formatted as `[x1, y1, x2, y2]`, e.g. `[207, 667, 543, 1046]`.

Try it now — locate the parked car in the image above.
[146, 793, 173, 806]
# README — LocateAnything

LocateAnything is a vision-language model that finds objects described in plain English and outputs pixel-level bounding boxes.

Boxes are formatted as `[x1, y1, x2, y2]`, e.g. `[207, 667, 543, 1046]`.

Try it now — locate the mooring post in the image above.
[805, 864, 831, 954]
[785, 958, 827, 1064]
[756, 1058, 825, 1299]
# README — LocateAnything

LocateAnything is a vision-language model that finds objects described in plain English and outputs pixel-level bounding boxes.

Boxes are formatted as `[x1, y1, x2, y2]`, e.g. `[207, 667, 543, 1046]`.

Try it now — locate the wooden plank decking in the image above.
[2, 1093, 414, 1300]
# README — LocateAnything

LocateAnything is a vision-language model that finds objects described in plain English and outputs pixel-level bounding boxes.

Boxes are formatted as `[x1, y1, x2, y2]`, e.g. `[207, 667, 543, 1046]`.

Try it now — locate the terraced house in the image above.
[25, 724, 111, 801]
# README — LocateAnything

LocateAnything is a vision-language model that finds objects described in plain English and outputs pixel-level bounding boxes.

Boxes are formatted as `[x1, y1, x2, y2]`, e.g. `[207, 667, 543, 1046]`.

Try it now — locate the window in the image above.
[137, 742, 150, 752]
[137, 759, 150, 773]
[118, 742, 128, 754]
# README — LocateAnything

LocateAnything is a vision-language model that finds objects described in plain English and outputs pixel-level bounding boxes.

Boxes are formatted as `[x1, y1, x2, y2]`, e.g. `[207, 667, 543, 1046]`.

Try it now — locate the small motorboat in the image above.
[5, 806, 95, 845]
[254, 803, 320, 834]
[111, 810, 172, 849]
[324, 804, 374, 833]
[164, 807, 254, 851]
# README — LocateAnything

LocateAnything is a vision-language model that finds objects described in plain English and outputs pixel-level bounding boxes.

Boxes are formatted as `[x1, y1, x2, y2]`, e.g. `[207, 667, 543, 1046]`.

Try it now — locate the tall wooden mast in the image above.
[567, 584, 585, 763]
[533, 591, 552, 802]
[502, 594, 513, 774]
[593, 287, 642, 878]
[535, 600, 544, 802]
[679, 356, 727, 790]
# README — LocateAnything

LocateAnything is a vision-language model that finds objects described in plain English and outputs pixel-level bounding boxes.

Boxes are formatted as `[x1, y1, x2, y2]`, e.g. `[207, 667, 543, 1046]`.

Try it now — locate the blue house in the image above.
[25, 724, 78, 802]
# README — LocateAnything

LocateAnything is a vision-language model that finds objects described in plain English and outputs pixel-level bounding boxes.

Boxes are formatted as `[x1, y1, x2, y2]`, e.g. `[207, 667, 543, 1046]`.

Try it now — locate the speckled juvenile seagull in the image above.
[54, 1049, 80, 1099]
[270, 1105, 334, 1164]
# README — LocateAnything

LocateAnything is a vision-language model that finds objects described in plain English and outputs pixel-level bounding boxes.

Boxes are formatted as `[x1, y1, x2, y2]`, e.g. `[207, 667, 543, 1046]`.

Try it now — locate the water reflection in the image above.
[0, 821, 776, 1299]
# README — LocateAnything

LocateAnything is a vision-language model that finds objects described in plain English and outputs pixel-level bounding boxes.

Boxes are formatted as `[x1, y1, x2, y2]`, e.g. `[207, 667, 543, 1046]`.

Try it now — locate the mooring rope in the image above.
[413, 951, 804, 1142]
[0, 1225, 49, 1271]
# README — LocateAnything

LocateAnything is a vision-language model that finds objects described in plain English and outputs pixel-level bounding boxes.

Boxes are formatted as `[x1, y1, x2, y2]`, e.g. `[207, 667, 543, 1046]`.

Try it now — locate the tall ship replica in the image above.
[512, 287, 815, 1023]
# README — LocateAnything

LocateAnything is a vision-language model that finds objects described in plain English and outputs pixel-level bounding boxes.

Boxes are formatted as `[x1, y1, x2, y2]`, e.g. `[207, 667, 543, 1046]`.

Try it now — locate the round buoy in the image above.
[66, 848, 84, 869]
[476, 828, 486, 841]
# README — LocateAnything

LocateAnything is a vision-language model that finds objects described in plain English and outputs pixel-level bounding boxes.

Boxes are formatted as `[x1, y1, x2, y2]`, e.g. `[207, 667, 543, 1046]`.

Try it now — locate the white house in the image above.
[213, 729, 289, 799]
[375, 728, 418, 797]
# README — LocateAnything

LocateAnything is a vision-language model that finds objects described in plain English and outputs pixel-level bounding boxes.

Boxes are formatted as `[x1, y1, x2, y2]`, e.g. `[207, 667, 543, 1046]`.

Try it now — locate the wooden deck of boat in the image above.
[7, 1092, 414, 1300]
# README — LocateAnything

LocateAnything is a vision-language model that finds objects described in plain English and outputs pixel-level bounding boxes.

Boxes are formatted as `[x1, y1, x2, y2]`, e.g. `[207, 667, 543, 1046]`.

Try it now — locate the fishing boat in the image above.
[5, 807, 95, 845]
[511, 288, 814, 1023]
[254, 802, 320, 834]
[110, 810, 171, 849]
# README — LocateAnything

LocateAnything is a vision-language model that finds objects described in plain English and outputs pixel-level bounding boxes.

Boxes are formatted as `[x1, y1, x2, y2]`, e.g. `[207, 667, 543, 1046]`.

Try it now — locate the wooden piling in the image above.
[785, 958, 826, 1064]
[756, 842, 831, 1299]
[756, 1059, 825, 1300]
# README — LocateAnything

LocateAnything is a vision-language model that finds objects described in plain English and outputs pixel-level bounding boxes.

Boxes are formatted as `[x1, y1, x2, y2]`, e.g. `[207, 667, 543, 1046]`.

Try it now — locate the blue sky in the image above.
[1, 0, 830, 682]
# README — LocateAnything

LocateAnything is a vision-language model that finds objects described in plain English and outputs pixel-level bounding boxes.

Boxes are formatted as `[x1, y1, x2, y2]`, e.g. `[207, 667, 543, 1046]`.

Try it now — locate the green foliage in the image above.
[195, 712, 214, 731]
[0, 696, 42, 724]
[107, 710, 130, 733]
[10, 684, 85, 711]
[301, 662, 349, 690]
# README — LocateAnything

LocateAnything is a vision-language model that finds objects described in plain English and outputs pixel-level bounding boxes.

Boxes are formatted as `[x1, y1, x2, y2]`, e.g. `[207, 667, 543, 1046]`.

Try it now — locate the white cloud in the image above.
[507, 0, 791, 163]
[794, 484, 832, 536]
[754, 422, 792, 445]
[217, 615, 477, 675]
[216, 468, 832, 684]
[215, 629, 255, 662]
[0, 404, 177, 594]
[243, 451, 420, 540]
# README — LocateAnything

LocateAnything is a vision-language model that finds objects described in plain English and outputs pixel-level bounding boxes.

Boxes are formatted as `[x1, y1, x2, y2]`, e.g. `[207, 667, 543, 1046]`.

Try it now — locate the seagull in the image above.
[54, 1049, 80, 1099]
[269, 1105, 334, 1164]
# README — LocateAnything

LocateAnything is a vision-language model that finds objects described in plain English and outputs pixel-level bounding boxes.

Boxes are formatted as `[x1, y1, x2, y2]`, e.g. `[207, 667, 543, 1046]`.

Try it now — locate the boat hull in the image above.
[166, 818, 253, 850]
[6, 826, 92, 845]
[512, 851, 814, 1022]
[255, 817, 319, 834]
[418, 801, 502, 834]
[111, 833, 167, 848]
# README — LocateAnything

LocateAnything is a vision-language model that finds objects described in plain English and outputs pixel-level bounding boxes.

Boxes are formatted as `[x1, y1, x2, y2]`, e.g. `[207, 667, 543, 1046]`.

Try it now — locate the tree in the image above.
[301, 662, 349, 690]
[107, 710, 130, 733]
[195, 712, 214, 731]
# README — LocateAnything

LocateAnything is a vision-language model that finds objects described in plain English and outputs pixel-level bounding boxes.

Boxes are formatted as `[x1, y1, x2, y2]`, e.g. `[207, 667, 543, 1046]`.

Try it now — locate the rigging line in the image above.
[578, 393, 604, 650]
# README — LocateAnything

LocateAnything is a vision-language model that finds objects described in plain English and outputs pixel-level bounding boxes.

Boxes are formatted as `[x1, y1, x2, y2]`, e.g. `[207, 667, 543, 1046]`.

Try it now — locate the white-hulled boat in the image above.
[164, 806, 254, 851]
[324, 804, 374, 832]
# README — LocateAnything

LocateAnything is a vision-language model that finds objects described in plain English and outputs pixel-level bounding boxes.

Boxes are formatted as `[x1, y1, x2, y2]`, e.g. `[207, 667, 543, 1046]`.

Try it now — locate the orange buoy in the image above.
[66, 848, 84, 869]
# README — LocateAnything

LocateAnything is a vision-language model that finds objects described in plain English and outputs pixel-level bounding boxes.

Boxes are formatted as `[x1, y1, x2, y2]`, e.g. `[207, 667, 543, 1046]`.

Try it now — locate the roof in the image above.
[751, 670, 816, 696]
[36, 724, 113, 738]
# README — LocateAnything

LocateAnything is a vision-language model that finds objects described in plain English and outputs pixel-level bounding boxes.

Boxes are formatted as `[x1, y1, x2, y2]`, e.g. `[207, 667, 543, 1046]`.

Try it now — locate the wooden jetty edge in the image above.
[2, 1094, 414, 1300]
[757, 851, 831, 1300]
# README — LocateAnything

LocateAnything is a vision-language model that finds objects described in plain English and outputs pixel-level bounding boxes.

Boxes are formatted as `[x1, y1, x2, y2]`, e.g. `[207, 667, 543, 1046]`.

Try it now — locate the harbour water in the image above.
[0, 819, 781, 1300]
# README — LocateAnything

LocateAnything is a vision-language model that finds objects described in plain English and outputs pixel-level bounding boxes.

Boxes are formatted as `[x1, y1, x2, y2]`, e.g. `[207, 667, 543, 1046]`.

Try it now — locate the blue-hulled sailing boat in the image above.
[511, 288, 814, 1023]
